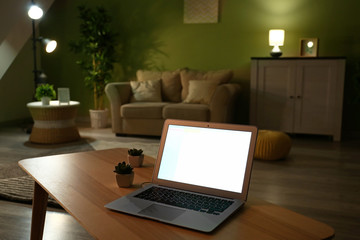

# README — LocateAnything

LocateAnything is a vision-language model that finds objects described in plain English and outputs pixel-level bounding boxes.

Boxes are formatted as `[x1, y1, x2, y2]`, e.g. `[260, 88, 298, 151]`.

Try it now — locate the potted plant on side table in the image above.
[69, 5, 117, 128]
[114, 161, 134, 188]
[127, 148, 144, 167]
[35, 84, 56, 105]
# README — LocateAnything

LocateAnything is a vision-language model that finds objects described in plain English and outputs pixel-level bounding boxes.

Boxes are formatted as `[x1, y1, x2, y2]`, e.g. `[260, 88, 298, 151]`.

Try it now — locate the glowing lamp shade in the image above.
[269, 29, 285, 57]
[28, 5, 43, 20]
[44, 39, 57, 53]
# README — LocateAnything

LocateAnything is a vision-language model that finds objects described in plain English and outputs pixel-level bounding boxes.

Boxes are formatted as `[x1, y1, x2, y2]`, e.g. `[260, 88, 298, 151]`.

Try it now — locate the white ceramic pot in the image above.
[128, 154, 144, 167]
[115, 172, 134, 188]
[41, 97, 51, 105]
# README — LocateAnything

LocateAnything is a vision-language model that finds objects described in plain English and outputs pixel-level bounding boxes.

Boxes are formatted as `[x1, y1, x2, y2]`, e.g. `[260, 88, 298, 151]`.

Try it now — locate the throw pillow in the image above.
[136, 69, 182, 102]
[130, 79, 162, 102]
[183, 80, 218, 104]
[180, 69, 233, 101]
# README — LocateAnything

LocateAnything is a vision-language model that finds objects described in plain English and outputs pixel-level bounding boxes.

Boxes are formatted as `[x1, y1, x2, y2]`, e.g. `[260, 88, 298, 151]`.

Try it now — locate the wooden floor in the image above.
[0, 126, 359, 240]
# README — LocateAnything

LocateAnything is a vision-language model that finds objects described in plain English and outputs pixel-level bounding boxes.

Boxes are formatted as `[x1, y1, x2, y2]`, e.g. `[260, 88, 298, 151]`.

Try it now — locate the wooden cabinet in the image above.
[250, 57, 345, 141]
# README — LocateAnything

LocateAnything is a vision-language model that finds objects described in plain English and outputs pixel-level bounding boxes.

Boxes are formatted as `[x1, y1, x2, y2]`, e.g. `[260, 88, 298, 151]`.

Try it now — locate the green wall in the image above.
[4, 0, 360, 134]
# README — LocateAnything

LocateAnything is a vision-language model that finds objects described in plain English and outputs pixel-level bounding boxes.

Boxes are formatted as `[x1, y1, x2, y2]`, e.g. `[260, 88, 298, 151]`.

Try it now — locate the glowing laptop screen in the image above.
[157, 124, 252, 193]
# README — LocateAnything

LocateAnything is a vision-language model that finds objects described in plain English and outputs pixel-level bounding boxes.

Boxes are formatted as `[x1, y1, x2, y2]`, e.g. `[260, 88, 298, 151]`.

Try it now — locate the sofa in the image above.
[105, 68, 241, 136]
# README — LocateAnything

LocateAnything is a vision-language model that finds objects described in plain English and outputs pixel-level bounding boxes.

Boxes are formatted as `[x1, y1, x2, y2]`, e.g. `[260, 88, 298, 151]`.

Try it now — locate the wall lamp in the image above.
[269, 29, 285, 57]
[28, 0, 57, 87]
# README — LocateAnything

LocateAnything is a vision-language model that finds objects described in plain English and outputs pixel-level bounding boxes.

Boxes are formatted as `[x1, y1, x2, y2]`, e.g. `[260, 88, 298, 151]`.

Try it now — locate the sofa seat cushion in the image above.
[121, 102, 169, 119]
[163, 103, 210, 121]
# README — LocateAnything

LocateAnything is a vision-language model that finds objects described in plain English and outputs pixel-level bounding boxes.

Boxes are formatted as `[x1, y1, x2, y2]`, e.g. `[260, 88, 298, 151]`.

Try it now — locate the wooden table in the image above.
[27, 100, 80, 144]
[19, 148, 335, 240]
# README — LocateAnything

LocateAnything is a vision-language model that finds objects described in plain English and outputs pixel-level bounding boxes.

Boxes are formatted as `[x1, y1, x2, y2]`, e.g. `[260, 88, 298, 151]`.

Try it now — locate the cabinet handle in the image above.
[297, 96, 301, 99]
[290, 96, 294, 99]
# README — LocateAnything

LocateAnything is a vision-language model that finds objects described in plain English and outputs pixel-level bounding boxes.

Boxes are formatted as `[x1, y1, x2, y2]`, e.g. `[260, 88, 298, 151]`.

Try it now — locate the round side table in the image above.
[27, 101, 81, 144]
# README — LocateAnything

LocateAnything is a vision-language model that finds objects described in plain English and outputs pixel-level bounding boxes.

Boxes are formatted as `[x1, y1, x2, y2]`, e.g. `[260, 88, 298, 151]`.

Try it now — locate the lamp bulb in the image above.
[28, 5, 43, 20]
[45, 40, 57, 53]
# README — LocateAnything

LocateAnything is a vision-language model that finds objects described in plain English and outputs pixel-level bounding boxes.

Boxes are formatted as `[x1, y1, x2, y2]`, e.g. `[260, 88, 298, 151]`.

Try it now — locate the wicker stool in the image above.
[255, 130, 291, 160]
[27, 101, 80, 144]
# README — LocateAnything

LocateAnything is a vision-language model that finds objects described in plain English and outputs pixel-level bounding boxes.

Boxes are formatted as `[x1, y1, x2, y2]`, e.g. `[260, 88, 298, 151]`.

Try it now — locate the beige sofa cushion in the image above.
[136, 69, 182, 102]
[130, 79, 162, 102]
[180, 69, 233, 100]
[121, 102, 169, 119]
[163, 103, 210, 121]
[183, 80, 218, 104]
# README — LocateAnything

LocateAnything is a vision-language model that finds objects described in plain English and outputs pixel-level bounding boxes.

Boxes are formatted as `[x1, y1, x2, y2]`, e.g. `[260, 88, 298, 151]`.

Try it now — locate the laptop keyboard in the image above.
[134, 186, 234, 215]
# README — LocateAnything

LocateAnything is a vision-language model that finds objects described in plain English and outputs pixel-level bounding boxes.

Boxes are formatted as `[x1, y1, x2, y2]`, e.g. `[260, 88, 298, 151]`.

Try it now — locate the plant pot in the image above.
[89, 109, 109, 128]
[41, 97, 51, 105]
[115, 172, 134, 188]
[128, 154, 144, 167]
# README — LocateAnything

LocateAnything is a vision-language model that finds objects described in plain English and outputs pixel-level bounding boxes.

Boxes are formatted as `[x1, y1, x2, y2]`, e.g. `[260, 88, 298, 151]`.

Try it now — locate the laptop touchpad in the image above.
[139, 204, 185, 221]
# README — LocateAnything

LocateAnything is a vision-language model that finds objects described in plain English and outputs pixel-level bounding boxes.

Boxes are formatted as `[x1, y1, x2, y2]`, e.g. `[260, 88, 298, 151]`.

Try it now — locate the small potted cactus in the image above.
[127, 148, 144, 167]
[114, 161, 134, 187]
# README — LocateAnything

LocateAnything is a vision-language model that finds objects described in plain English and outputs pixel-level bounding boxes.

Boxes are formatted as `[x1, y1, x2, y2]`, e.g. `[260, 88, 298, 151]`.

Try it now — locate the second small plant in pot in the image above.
[114, 161, 134, 188]
[127, 148, 144, 168]
[35, 84, 56, 105]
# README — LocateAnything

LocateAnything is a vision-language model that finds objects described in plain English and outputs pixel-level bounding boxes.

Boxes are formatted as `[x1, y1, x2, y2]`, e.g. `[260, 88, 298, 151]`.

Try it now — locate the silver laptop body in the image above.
[105, 119, 258, 232]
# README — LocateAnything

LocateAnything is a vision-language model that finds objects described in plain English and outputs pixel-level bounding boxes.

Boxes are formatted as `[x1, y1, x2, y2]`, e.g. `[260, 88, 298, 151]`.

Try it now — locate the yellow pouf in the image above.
[255, 130, 292, 160]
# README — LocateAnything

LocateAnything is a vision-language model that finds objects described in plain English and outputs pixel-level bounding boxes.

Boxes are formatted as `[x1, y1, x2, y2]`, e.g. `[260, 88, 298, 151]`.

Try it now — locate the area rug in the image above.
[0, 127, 95, 208]
[0, 133, 159, 208]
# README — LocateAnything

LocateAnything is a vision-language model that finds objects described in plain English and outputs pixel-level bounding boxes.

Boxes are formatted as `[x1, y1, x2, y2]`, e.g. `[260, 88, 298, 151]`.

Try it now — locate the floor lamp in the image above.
[26, 1, 57, 133]
[28, 0, 57, 90]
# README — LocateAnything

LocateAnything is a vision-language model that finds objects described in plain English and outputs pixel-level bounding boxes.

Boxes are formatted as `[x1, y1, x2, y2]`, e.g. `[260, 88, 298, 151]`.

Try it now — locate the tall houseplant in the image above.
[70, 5, 117, 127]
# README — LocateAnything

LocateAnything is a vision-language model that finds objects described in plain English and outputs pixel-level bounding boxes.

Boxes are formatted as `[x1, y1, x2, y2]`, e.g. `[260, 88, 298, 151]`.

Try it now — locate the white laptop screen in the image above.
[157, 124, 252, 194]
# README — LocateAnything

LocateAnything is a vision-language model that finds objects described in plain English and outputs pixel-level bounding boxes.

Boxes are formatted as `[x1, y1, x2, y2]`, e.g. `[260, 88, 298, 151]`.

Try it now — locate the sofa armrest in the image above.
[209, 83, 241, 123]
[105, 82, 132, 133]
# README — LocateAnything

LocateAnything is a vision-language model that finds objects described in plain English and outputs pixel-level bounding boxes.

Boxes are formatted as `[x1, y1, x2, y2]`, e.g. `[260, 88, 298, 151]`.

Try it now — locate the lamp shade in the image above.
[28, 5, 43, 20]
[43, 39, 57, 53]
[269, 29, 285, 46]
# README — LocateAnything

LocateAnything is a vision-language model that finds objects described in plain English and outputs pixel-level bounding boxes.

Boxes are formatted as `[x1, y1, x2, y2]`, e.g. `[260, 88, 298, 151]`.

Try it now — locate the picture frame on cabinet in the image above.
[300, 38, 318, 57]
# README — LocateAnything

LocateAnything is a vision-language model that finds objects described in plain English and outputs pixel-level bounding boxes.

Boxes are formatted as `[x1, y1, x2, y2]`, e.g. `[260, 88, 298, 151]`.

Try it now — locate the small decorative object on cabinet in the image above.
[250, 57, 345, 141]
[300, 38, 318, 57]
[127, 148, 144, 167]
[35, 84, 56, 105]
[114, 161, 134, 188]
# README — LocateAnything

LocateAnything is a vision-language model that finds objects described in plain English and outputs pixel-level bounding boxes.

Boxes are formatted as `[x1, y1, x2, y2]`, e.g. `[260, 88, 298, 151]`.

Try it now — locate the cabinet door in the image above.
[294, 60, 339, 135]
[251, 60, 296, 132]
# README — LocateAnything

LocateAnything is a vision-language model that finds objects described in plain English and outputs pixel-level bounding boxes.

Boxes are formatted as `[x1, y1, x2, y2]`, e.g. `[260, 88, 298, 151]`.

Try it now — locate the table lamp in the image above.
[269, 29, 285, 57]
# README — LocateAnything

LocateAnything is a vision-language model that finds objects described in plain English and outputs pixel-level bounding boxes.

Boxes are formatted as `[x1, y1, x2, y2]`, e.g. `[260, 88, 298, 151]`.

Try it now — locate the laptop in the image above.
[105, 119, 258, 232]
